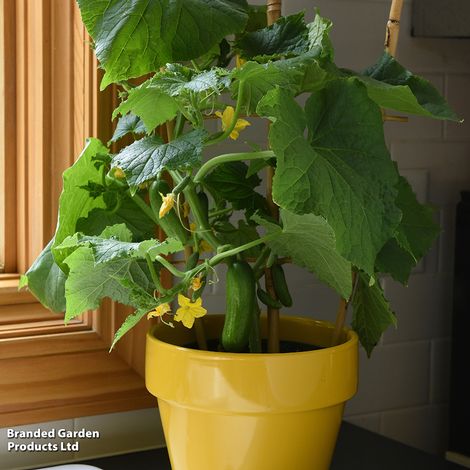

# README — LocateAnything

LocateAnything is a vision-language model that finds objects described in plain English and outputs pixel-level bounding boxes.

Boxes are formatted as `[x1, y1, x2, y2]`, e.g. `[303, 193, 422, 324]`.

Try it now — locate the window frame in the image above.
[0, 0, 155, 428]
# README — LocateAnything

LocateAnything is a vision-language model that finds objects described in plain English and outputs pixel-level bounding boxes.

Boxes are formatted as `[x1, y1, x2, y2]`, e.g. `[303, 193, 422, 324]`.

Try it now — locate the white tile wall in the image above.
[2, 0, 468, 467]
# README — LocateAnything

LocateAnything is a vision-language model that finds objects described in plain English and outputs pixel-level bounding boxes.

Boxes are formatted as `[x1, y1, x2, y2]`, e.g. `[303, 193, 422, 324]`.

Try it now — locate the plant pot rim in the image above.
[146, 314, 359, 412]
[147, 314, 358, 358]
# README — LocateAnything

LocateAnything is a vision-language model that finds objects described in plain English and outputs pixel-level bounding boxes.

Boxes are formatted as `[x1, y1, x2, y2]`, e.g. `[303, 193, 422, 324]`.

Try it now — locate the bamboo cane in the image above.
[385, 0, 404, 57]
[331, 0, 405, 347]
[265, 0, 282, 353]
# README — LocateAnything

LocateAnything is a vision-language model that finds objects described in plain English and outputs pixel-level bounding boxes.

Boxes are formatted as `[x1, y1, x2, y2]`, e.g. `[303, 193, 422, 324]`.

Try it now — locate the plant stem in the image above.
[169, 169, 222, 250]
[208, 234, 276, 267]
[253, 245, 270, 280]
[205, 80, 246, 146]
[155, 255, 186, 278]
[145, 254, 167, 295]
[331, 271, 358, 346]
[209, 207, 233, 219]
[193, 150, 274, 183]
[127, 190, 159, 224]
[173, 113, 186, 139]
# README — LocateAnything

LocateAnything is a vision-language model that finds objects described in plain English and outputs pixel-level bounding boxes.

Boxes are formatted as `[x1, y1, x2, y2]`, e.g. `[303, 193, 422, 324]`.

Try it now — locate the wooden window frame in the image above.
[0, 0, 155, 427]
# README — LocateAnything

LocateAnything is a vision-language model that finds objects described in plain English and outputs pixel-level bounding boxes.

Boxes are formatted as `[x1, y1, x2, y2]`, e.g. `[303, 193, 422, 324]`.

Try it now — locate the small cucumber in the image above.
[222, 261, 256, 352]
[257, 287, 283, 309]
[185, 251, 199, 270]
[197, 191, 210, 225]
[173, 175, 191, 194]
[149, 180, 188, 244]
[271, 264, 293, 307]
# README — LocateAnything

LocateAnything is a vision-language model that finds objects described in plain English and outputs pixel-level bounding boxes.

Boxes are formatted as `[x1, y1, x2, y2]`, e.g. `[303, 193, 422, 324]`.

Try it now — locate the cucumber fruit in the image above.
[222, 261, 256, 352]
[271, 264, 293, 307]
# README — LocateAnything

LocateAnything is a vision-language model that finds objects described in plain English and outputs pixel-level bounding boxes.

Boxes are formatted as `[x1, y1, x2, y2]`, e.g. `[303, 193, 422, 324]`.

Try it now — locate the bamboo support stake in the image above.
[385, 0, 404, 57]
[265, 0, 282, 353]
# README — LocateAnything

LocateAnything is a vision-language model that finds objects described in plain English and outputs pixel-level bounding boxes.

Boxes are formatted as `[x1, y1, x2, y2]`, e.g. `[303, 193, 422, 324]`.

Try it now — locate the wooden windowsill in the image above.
[0, 346, 155, 427]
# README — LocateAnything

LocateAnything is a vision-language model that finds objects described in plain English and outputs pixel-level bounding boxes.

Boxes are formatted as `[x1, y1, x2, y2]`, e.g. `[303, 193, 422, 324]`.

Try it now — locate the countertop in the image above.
[73, 422, 465, 470]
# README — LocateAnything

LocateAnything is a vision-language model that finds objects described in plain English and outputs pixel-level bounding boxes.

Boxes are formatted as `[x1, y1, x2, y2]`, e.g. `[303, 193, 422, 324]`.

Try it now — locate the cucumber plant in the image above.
[21, 1, 459, 355]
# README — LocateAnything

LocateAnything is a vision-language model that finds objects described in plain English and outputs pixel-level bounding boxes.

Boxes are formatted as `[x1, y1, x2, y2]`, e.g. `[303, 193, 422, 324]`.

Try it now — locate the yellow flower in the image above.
[191, 276, 203, 291]
[236, 55, 246, 69]
[199, 240, 213, 253]
[215, 106, 250, 140]
[159, 193, 175, 218]
[183, 201, 190, 219]
[147, 303, 171, 320]
[114, 168, 125, 179]
[174, 294, 207, 329]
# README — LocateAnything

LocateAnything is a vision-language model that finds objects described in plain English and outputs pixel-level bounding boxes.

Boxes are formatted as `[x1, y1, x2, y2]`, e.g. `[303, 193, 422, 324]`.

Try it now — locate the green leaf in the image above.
[77, 192, 155, 241]
[258, 81, 401, 274]
[114, 65, 231, 130]
[231, 50, 327, 113]
[375, 238, 416, 285]
[57, 224, 183, 266]
[63, 246, 150, 322]
[214, 220, 261, 259]
[235, 12, 308, 60]
[21, 240, 66, 313]
[113, 87, 180, 133]
[394, 175, 440, 260]
[153, 64, 230, 96]
[52, 138, 109, 266]
[377, 175, 439, 283]
[109, 308, 149, 351]
[110, 113, 146, 144]
[245, 4, 267, 32]
[352, 272, 397, 356]
[361, 52, 459, 121]
[307, 9, 334, 61]
[253, 210, 352, 299]
[112, 129, 206, 190]
[203, 161, 268, 213]
[77, 0, 249, 89]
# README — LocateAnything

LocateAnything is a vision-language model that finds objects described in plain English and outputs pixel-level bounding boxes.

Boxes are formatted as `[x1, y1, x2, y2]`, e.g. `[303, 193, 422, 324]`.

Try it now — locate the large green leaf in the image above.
[231, 50, 327, 114]
[213, 219, 261, 259]
[76, 192, 155, 241]
[352, 272, 397, 356]
[52, 138, 109, 266]
[113, 65, 231, 132]
[113, 87, 180, 133]
[376, 175, 440, 283]
[109, 113, 146, 144]
[112, 129, 206, 191]
[361, 52, 459, 121]
[375, 238, 416, 285]
[394, 175, 440, 260]
[307, 9, 334, 61]
[63, 246, 150, 322]
[77, 0, 249, 89]
[235, 12, 309, 60]
[253, 210, 352, 299]
[19, 240, 66, 313]
[56, 224, 183, 267]
[203, 161, 267, 213]
[258, 81, 401, 274]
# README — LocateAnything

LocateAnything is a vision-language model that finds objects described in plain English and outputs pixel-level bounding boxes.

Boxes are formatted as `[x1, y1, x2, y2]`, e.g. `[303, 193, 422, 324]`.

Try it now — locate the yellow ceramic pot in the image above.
[146, 315, 358, 470]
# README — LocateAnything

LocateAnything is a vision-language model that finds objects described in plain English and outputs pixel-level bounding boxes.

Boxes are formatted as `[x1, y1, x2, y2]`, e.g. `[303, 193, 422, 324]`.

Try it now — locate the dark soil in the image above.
[183, 338, 323, 353]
